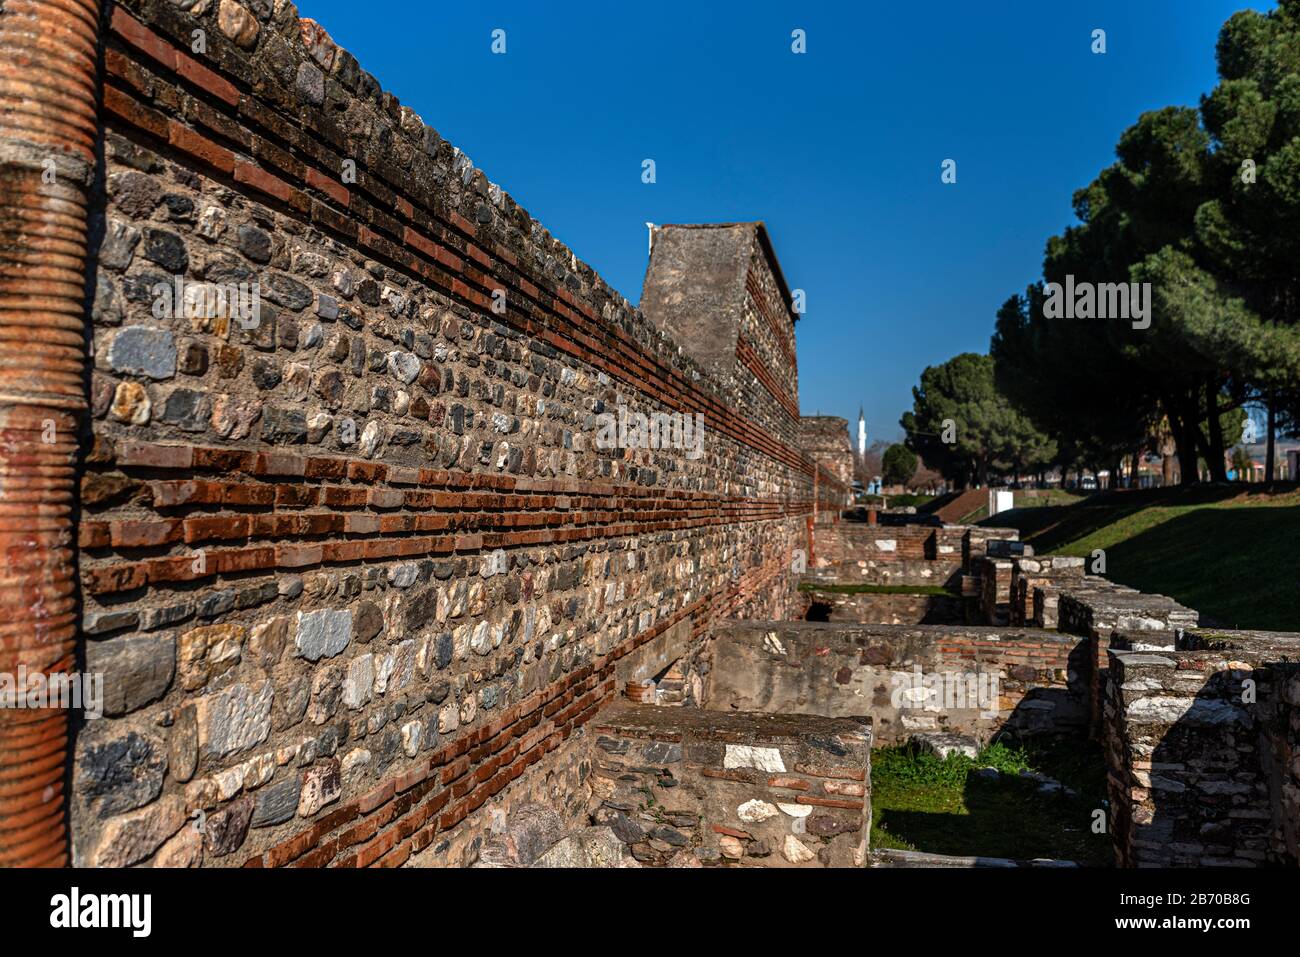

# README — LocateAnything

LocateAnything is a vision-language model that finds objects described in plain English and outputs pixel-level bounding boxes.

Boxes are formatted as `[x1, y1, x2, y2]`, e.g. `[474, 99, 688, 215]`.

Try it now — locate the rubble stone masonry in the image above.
[65, 0, 847, 867]
[1104, 631, 1300, 867]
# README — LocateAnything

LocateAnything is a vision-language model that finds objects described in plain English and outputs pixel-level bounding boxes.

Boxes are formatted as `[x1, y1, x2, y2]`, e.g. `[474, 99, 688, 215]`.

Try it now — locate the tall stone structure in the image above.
[0, 0, 851, 867]
[800, 416, 854, 497]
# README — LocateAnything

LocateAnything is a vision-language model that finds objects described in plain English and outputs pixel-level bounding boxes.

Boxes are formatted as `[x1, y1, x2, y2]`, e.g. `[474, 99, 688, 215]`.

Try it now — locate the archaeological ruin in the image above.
[0, 0, 1297, 872]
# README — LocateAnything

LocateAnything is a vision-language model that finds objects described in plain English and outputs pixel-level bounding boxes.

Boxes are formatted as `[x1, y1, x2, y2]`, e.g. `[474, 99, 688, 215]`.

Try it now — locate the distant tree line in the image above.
[904, 3, 1300, 489]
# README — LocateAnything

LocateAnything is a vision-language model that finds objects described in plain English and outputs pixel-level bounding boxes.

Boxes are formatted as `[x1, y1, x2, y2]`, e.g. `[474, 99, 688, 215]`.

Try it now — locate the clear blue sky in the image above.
[300, 0, 1270, 444]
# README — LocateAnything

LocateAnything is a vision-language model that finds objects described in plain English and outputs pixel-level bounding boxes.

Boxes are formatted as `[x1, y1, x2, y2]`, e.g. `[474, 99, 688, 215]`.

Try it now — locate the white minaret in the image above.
[857, 407, 867, 460]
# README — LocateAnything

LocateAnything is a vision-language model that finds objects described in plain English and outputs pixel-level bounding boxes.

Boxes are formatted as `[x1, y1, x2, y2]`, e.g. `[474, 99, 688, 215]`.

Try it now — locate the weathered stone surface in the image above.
[295, 609, 352, 660]
[247, 617, 289, 670]
[99, 218, 140, 269]
[298, 758, 342, 817]
[170, 704, 199, 783]
[353, 601, 384, 643]
[161, 388, 211, 431]
[736, 799, 779, 824]
[910, 732, 979, 760]
[806, 814, 861, 838]
[782, 834, 817, 863]
[110, 381, 152, 424]
[532, 827, 639, 868]
[1125, 695, 1250, 728]
[343, 653, 373, 709]
[142, 228, 188, 272]
[476, 803, 566, 867]
[85, 795, 185, 867]
[203, 794, 255, 857]
[76, 729, 167, 818]
[388, 351, 421, 383]
[723, 744, 785, 773]
[296, 61, 324, 105]
[154, 825, 204, 868]
[217, 0, 260, 48]
[85, 633, 175, 716]
[109, 326, 176, 380]
[718, 835, 745, 859]
[178, 623, 245, 691]
[195, 681, 274, 758]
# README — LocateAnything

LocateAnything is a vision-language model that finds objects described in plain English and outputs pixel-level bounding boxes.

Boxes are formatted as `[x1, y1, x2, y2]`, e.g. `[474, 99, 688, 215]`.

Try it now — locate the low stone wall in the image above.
[975, 557, 1014, 625]
[960, 527, 1020, 570]
[803, 590, 965, 625]
[1104, 631, 1300, 867]
[804, 522, 1015, 588]
[1058, 586, 1199, 739]
[706, 621, 1087, 745]
[1009, 556, 1085, 626]
[586, 703, 871, 866]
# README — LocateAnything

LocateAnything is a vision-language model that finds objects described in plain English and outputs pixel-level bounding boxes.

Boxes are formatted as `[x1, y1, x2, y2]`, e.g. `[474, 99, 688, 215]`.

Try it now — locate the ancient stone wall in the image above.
[586, 702, 872, 867]
[1104, 631, 1300, 867]
[799, 416, 853, 494]
[1008, 556, 1085, 626]
[805, 523, 966, 587]
[706, 621, 1088, 745]
[803, 589, 966, 626]
[1057, 586, 1199, 738]
[73, 0, 824, 868]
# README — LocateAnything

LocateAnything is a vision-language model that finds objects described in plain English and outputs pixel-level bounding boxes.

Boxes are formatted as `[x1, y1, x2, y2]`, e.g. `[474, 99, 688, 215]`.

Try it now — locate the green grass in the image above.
[1014, 489, 1088, 509]
[982, 485, 1300, 631]
[871, 739, 1112, 865]
[798, 582, 954, 596]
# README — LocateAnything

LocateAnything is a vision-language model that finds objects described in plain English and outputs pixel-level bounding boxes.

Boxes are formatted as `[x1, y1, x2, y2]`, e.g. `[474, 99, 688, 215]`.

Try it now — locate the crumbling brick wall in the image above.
[73, 1, 819, 868]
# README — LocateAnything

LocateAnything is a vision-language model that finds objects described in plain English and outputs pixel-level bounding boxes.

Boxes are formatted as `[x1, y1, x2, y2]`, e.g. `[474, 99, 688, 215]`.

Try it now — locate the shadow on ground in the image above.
[981, 487, 1300, 631]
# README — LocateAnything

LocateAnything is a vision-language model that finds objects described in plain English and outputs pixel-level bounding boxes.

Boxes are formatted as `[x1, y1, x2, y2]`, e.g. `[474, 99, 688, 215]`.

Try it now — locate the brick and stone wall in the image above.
[1103, 630, 1300, 867]
[706, 621, 1089, 745]
[1057, 585, 1199, 738]
[73, 1, 824, 868]
[799, 416, 853, 501]
[803, 589, 966, 626]
[804, 523, 982, 588]
[1009, 556, 1085, 626]
[586, 702, 872, 867]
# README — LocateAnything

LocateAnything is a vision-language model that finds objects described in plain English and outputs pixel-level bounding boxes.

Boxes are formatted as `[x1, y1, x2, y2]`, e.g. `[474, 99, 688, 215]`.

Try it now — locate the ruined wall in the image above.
[804, 523, 964, 587]
[1057, 586, 1199, 738]
[799, 416, 853, 504]
[803, 589, 965, 626]
[587, 702, 872, 867]
[73, 1, 818, 868]
[1008, 556, 1085, 626]
[1104, 631, 1300, 867]
[706, 621, 1089, 745]
[803, 521, 1019, 589]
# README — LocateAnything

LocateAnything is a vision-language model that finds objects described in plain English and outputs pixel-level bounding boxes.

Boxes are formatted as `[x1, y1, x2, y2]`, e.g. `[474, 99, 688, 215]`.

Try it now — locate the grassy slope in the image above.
[984, 486, 1300, 630]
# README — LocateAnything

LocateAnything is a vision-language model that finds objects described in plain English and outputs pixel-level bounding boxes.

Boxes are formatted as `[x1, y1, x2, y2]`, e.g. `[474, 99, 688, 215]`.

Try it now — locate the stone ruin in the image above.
[0, 0, 1294, 869]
